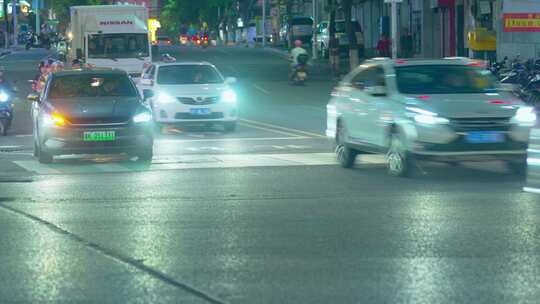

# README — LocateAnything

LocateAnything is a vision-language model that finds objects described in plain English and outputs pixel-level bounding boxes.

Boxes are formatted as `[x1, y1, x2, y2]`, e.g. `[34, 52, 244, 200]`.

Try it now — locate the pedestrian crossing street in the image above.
[12, 153, 387, 175]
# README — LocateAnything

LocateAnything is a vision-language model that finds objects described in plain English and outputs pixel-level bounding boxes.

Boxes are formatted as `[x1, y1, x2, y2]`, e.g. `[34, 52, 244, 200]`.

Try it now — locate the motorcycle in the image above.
[290, 53, 309, 85]
[0, 90, 13, 136]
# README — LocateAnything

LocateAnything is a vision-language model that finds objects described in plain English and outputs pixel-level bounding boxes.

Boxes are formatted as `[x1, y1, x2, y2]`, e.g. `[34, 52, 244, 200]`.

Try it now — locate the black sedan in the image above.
[29, 68, 154, 164]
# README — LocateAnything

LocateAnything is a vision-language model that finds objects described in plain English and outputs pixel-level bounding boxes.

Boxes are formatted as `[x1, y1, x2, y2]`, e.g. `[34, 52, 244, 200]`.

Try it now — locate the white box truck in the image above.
[69, 5, 151, 76]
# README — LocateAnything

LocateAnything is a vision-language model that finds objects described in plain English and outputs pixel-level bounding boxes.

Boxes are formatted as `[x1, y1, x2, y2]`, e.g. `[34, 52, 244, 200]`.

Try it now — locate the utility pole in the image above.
[385, 0, 402, 59]
[3, 0, 8, 48]
[35, 0, 40, 35]
[12, 0, 17, 46]
[262, 0, 266, 48]
[312, 0, 318, 60]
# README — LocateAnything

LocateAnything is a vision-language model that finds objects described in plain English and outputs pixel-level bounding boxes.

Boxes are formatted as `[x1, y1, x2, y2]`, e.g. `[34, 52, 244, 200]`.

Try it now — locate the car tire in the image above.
[335, 121, 357, 168]
[507, 159, 526, 176]
[37, 143, 53, 164]
[387, 131, 416, 177]
[224, 121, 237, 132]
[33, 139, 38, 157]
[137, 146, 153, 162]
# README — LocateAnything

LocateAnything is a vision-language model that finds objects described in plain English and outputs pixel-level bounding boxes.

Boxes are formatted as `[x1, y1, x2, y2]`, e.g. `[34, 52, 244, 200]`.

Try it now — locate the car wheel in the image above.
[224, 121, 237, 132]
[335, 121, 356, 168]
[507, 159, 526, 176]
[37, 143, 53, 164]
[33, 139, 38, 157]
[387, 132, 416, 177]
[137, 146, 153, 162]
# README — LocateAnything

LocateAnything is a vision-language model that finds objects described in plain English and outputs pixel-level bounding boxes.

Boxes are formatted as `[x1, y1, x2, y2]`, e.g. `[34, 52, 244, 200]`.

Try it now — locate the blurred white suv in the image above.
[326, 58, 536, 176]
[138, 61, 238, 131]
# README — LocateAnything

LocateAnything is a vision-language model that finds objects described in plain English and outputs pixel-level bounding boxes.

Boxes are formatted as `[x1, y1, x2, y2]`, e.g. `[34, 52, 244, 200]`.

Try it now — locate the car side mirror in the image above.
[224, 77, 237, 84]
[27, 93, 39, 102]
[140, 78, 153, 86]
[364, 85, 387, 97]
[143, 89, 154, 100]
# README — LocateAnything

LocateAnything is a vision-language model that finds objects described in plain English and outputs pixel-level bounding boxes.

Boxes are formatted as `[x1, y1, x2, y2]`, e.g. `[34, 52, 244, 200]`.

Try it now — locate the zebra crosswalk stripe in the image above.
[13, 153, 387, 175]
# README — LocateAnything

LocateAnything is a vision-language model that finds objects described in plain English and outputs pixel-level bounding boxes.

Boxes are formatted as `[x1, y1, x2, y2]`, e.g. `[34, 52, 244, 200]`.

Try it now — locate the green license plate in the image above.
[83, 131, 116, 142]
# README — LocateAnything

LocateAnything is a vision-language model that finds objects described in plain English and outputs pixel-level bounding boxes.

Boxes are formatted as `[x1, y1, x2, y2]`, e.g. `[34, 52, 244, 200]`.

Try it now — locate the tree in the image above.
[51, 0, 103, 25]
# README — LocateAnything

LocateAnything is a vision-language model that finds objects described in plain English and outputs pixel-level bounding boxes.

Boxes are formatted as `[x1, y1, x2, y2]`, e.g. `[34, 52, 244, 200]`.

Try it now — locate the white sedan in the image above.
[138, 61, 238, 131]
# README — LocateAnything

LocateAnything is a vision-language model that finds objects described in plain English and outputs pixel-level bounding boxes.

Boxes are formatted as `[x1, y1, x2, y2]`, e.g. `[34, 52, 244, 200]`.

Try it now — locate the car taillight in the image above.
[489, 100, 514, 105]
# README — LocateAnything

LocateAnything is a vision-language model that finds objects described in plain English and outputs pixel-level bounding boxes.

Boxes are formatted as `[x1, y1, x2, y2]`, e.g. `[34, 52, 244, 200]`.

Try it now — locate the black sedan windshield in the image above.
[48, 74, 138, 98]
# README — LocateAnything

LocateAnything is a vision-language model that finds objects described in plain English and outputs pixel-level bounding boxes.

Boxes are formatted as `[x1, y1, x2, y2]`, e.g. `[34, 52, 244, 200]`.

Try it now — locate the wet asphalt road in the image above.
[0, 46, 539, 303]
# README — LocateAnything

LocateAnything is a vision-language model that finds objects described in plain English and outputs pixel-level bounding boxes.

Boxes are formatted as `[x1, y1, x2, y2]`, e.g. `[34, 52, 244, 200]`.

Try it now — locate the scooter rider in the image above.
[289, 40, 308, 80]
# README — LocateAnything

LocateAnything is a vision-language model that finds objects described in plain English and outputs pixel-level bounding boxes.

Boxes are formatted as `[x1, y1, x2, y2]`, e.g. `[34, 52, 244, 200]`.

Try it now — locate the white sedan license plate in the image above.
[190, 108, 211, 115]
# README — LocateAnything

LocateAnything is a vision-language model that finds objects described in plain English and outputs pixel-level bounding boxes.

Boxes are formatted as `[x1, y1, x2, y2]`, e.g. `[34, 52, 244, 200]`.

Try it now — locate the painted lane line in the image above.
[0, 204, 229, 304]
[155, 136, 311, 143]
[14, 134, 32, 137]
[252, 84, 271, 95]
[238, 122, 305, 137]
[239, 118, 326, 138]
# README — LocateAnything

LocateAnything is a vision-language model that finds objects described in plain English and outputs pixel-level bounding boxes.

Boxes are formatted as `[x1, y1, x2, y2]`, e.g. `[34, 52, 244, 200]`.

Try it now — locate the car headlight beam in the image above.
[0, 91, 9, 102]
[406, 107, 449, 125]
[514, 106, 537, 126]
[222, 89, 237, 104]
[157, 93, 176, 104]
[133, 112, 152, 123]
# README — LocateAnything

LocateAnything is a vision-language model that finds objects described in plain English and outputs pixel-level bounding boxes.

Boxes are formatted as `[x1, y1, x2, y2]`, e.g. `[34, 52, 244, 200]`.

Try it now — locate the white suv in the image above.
[138, 61, 238, 131]
[326, 58, 536, 176]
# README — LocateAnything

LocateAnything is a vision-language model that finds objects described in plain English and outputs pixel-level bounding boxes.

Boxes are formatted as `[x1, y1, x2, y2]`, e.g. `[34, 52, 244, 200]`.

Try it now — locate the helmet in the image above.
[294, 40, 302, 47]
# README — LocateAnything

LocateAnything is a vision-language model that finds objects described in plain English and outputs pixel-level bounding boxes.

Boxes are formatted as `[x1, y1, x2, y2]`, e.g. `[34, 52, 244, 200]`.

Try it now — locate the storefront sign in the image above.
[503, 13, 540, 32]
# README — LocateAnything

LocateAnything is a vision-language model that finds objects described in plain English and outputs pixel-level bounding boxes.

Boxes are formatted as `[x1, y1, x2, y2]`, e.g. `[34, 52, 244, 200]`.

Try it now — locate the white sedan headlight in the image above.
[222, 89, 237, 104]
[513, 106, 537, 126]
[133, 112, 152, 123]
[406, 107, 449, 125]
[156, 93, 176, 104]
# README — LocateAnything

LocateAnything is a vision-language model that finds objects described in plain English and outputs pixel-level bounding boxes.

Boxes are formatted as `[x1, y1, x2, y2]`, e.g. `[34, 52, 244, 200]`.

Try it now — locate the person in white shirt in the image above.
[289, 40, 308, 80]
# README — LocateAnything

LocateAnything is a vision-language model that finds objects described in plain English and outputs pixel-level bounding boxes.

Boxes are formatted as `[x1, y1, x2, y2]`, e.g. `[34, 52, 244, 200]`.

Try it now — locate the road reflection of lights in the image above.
[502, 195, 540, 295]
[400, 195, 448, 301]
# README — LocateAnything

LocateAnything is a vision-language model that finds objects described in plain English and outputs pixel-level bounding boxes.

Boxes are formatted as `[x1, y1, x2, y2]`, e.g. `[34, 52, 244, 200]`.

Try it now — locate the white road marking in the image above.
[12, 153, 386, 175]
[253, 84, 271, 95]
[14, 134, 32, 137]
[239, 118, 326, 138]
[238, 122, 305, 137]
[155, 136, 310, 143]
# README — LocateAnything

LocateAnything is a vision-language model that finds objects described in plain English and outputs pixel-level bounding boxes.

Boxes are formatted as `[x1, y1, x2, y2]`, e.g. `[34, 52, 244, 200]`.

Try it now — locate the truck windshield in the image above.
[88, 33, 149, 59]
